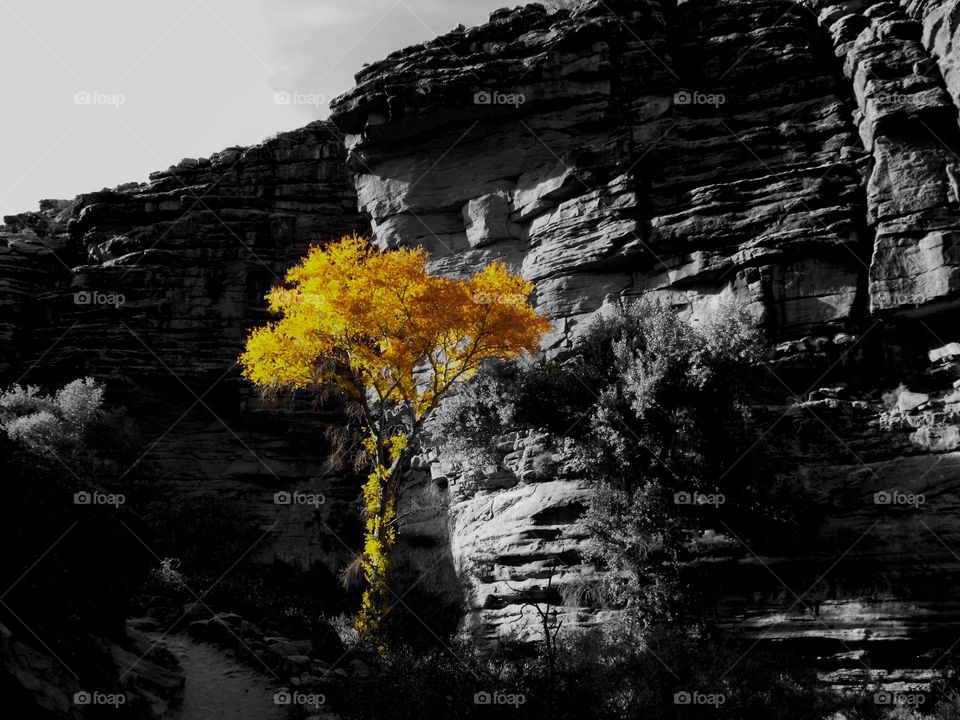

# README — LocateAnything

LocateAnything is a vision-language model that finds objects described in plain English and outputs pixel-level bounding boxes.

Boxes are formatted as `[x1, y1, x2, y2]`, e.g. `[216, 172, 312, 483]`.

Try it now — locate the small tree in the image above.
[239, 234, 550, 638]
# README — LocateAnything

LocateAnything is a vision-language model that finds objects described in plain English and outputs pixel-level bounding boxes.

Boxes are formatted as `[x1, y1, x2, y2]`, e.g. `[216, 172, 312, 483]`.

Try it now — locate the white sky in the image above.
[0, 0, 511, 214]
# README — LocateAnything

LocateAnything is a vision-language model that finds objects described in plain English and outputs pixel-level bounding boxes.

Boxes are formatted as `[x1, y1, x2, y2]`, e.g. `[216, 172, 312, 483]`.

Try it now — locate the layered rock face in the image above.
[429, 431, 620, 646]
[329, 0, 960, 685]
[330, 0, 876, 342]
[0, 121, 370, 572]
[810, 0, 960, 313]
[3, 0, 960, 693]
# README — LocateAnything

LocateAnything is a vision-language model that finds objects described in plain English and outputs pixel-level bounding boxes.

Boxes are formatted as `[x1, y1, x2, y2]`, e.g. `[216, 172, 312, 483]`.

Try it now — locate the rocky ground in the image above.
[129, 598, 351, 719]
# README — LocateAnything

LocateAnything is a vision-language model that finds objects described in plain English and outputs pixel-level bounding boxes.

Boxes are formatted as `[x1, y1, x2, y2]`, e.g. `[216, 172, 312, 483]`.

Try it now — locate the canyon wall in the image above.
[329, 0, 960, 686]
[0, 121, 373, 575]
[3, 0, 960, 693]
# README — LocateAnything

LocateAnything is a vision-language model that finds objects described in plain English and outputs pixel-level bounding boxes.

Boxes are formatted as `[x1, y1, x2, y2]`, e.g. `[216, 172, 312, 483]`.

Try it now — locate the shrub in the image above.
[433, 299, 767, 631]
[428, 358, 517, 465]
[429, 353, 598, 468]
[54, 375, 105, 427]
[0, 386, 153, 702]
[141, 494, 258, 572]
[4, 409, 64, 452]
[0, 383, 48, 415]
[575, 301, 762, 627]
[335, 623, 874, 720]
[0, 377, 109, 456]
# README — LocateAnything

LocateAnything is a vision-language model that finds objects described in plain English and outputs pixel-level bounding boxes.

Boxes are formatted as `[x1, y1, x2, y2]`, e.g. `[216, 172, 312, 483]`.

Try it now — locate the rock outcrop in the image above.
[811, 0, 960, 314]
[330, 0, 875, 342]
[433, 431, 619, 646]
[1, 619, 184, 720]
[4, 0, 960, 696]
[0, 120, 370, 574]
[328, 0, 960, 686]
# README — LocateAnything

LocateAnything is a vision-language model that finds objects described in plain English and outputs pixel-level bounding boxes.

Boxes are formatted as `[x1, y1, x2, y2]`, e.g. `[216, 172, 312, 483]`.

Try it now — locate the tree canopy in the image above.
[240, 234, 550, 638]
[240, 234, 549, 419]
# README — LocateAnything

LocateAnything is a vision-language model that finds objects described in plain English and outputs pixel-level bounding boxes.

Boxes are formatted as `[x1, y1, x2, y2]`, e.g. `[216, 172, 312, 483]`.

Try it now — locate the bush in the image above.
[428, 359, 519, 465]
[0, 380, 153, 709]
[335, 623, 879, 720]
[429, 352, 598, 466]
[433, 300, 769, 631]
[575, 301, 763, 627]
[0, 377, 137, 470]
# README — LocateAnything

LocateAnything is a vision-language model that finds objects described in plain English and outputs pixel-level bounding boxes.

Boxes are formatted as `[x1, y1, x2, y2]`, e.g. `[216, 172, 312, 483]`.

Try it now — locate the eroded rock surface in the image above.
[4, 0, 960, 695]
[329, 0, 960, 685]
[330, 0, 879, 344]
[0, 121, 370, 574]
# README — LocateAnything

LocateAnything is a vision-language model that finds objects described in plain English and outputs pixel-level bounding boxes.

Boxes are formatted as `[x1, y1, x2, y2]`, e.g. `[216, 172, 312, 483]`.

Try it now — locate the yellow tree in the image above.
[239, 234, 550, 637]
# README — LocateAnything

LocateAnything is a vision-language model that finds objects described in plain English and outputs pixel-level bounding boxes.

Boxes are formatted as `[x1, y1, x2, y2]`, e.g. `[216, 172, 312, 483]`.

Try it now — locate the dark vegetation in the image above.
[0, 379, 155, 717]
[4, 304, 960, 719]
[433, 299, 790, 626]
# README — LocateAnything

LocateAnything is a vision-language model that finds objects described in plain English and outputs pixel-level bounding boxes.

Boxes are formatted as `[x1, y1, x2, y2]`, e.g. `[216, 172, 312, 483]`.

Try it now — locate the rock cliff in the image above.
[0, 120, 371, 574]
[328, 0, 960, 687]
[3, 0, 960, 694]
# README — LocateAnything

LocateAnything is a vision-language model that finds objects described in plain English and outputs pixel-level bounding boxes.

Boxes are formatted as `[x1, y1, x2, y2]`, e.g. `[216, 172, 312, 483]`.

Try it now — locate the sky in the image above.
[0, 0, 511, 215]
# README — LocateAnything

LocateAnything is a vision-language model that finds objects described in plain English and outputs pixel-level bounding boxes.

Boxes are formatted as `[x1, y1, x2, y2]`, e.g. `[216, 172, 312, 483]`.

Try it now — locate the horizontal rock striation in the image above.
[809, 0, 960, 314]
[3, 0, 960, 694]
[331, 0, 960, 684]
[425, 345, 960, 685]
[432, 431, 619, 647]
[331, 0, 878, 345]
[0, 121, 370, 573]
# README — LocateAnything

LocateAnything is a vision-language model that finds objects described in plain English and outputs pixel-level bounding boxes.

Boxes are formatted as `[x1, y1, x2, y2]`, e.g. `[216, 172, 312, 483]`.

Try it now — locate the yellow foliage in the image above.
[239, 233, 550, 417]
[239, 234, 550, 642]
